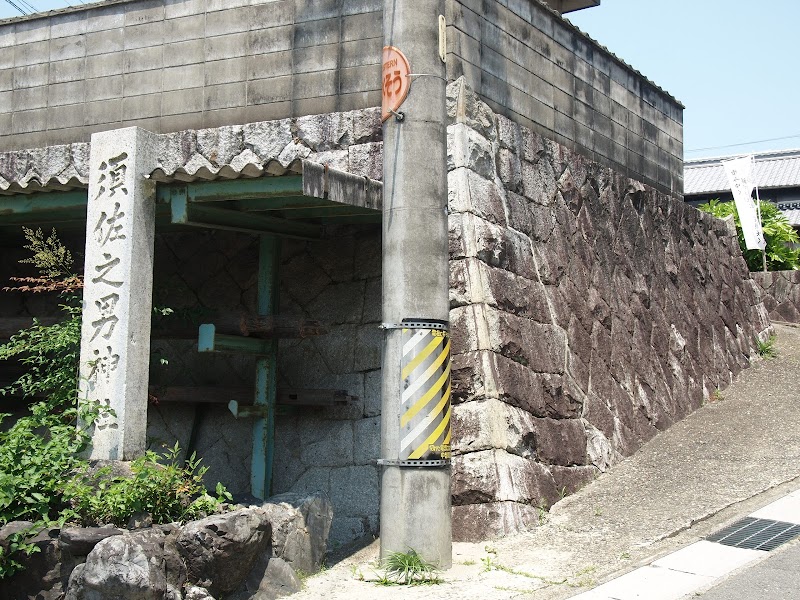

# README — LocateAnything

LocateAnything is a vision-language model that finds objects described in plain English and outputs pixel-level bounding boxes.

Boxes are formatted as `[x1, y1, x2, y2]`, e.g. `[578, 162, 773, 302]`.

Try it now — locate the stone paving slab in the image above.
[292, 323, 800, 600]
[750, 490, 800, 525]
[651, 542, 765, 579]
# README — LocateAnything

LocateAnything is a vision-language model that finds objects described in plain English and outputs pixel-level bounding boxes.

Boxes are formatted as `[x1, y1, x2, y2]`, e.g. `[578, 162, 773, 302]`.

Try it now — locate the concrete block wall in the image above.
[445, 80, 770, 541]
[1, 0, 682, 202]
[0, 0, 382, 151]
[446, 0, 684, 198]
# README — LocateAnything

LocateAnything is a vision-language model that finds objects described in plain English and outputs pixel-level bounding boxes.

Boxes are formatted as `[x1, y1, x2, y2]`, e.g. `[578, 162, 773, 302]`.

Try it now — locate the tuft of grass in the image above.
[756, 334, 778, 358]
[380, 549, 441, 585]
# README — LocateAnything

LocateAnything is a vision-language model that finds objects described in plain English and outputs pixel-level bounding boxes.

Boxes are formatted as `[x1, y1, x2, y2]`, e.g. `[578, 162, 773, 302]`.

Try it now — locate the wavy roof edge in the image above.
[684, 149, 800, 195]
[0, 117, 384, 196]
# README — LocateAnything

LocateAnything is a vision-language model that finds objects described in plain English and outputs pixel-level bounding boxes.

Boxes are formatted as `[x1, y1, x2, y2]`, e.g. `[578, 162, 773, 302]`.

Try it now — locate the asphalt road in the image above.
[695, 541, 800, 600]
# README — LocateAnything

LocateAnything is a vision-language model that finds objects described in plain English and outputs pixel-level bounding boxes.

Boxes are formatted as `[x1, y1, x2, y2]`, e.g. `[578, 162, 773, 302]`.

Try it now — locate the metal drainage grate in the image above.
[708, 517, 800, 551]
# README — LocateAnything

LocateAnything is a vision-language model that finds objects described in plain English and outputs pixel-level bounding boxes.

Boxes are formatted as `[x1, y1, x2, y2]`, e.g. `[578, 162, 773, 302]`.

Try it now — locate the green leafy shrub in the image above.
[0, 530, 39, 580]
[0, 229, 232, 577]
[698, 199, 800, 271]
[66, 443, 232, 527]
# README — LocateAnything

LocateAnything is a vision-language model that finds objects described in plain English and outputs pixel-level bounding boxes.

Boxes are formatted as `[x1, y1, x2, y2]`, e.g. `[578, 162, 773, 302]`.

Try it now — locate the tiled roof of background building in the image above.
[685, 149, 800, 195]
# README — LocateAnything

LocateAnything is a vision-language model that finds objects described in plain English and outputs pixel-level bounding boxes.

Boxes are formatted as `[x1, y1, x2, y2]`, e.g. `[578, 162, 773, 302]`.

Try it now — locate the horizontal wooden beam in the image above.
[157, 176, 304, 204]
[149, 385, 355, 407]
[197, 324, 275, 355]
[0, 190, 88, 216]
[171, 195, 321, 239]
[241, 315, 328, 338]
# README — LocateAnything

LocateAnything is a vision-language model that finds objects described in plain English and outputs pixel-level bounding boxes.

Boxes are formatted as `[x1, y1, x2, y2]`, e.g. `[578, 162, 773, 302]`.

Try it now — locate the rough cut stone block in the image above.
[347, 141, 382, 181]
[447, 122, 495, 179]
[447, 167, 507, 225]
[452, 501, 539, 542]
[449, 257, 550, 322]
[452, 399, 536, 458]
[549, 465, 598, 497]
[446, 76, 496, 141]
[530, 417, 587, 466]
[452, 449, 559, 507]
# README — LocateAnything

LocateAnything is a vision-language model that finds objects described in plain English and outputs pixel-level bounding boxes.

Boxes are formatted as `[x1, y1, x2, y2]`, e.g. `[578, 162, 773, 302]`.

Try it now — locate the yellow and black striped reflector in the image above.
[399, 327, 452, 461]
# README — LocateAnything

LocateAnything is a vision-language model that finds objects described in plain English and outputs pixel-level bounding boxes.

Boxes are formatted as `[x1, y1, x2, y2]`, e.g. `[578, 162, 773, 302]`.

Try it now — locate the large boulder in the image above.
[177, 508, 271, 597]
[230, 555, 301, 600]
[65, 526, 185, 600]
[259, 491, 332, 575]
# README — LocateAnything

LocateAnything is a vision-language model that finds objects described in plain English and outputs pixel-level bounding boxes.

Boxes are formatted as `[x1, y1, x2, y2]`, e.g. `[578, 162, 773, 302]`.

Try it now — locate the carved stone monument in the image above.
[78, 127, 159, 460]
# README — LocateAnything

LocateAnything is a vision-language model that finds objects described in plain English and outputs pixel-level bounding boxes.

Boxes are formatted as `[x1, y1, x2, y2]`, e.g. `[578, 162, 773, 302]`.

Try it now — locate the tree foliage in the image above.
[698, 199, 800, 271]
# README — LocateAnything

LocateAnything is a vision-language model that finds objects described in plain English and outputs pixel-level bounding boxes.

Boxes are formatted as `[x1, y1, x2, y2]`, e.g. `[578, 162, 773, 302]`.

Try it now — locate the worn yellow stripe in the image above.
[401, 335, 442, 380]
[401, 361, 450, 427]
[401, 338, 451, 403]
[403, 386, 450, 456]
[409, 403, 451, 460]
[443, 395, 452, 444]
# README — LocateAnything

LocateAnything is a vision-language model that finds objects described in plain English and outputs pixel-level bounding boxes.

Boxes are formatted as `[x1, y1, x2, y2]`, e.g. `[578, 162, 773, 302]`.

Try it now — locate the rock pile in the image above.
[0, 492, 331, 600]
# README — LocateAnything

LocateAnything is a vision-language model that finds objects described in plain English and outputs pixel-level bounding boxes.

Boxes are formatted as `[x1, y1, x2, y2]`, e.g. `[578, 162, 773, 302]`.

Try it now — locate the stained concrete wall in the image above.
[1, 0, 682, 201]
[444, 81, 770, 541]
[751, 271, 800, 324]
[0, 0, 382, 151]
[446, 0, 684, 198]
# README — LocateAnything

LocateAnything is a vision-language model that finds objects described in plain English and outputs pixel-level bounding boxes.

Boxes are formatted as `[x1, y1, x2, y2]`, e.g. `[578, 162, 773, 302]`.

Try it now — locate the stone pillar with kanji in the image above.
[79, 127, 159, 460]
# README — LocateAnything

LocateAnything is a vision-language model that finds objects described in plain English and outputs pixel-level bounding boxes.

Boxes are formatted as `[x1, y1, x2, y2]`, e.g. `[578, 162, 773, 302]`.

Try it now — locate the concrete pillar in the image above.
[380, 0, 452, 568]
[79, 127, 159, 460]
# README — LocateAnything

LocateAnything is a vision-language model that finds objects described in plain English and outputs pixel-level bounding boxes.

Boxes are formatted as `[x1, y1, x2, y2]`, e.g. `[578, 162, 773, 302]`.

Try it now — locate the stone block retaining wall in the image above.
[751, 271, 800, 324]
[445, 80, 771, 541]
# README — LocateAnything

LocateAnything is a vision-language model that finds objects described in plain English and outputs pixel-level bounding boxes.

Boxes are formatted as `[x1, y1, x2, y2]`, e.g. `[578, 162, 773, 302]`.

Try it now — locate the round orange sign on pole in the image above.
[382, 46, 411, 122]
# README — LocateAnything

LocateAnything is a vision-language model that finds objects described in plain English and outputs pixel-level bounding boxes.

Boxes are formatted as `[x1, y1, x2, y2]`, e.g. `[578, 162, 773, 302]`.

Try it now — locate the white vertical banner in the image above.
[721, 156, 765, 250]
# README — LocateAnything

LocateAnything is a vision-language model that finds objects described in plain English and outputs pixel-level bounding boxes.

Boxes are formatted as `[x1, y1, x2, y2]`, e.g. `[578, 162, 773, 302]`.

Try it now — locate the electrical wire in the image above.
[16, 0, 38, 13]
[687, 134, 800, 154]
[3, 0, 29, 15]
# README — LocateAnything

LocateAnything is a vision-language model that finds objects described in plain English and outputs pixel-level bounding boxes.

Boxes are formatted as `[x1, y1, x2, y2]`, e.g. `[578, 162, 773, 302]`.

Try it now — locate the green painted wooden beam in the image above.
[0, 190, 89, 225]
[170, 195, 322, 239]
[0, 190, 88, 214]
[232, 196, 332, 212]
[282, 206, 381, 219]
[156, 176, 304, 204]
[197, 324, 276, 355]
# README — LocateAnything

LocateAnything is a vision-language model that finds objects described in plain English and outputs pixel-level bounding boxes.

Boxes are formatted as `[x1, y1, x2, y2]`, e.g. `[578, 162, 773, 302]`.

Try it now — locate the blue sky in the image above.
[568, 0, 800, 159]
[2, 0, 798, 160]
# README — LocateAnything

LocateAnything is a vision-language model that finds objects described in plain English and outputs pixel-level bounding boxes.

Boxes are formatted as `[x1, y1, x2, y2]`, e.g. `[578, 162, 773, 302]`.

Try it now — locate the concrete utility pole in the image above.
[380, 0, 452, 568]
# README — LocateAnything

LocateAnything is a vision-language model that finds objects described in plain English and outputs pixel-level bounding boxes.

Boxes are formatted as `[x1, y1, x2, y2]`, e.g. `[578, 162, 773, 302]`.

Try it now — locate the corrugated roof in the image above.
[685, 149, 800, 195]
[780, 208, 800, 227]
